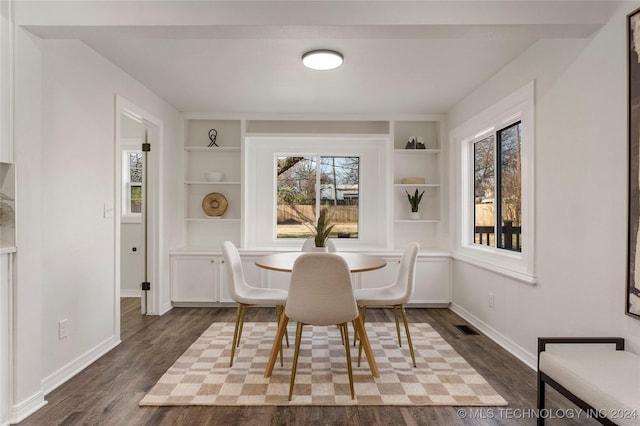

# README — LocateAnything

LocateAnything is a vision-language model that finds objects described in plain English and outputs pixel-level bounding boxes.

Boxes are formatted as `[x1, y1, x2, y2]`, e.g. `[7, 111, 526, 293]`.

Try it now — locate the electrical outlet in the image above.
[58, 319, 68, 339]
[488, 293, 495, 308]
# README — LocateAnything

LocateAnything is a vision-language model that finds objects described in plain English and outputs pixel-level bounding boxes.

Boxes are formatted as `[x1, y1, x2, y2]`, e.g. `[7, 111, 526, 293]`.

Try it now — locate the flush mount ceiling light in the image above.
[302, 49, 344, 70]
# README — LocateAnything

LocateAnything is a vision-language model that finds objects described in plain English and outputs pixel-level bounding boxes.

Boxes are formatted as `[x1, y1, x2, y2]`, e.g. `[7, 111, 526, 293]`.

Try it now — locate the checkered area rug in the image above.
[139, 321, 508, 406]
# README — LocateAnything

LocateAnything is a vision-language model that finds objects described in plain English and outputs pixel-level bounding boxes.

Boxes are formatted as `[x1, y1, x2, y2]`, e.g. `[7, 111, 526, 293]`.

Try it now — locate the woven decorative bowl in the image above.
[202, 192, 228, 217]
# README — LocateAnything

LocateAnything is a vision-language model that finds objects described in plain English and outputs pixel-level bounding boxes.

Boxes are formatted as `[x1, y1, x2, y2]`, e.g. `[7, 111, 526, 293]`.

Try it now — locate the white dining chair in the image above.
[263, 253, 379, 400]
[301, 237, 337, 252]
[222, 241, 289, 367]
[354, 242, 419, 367]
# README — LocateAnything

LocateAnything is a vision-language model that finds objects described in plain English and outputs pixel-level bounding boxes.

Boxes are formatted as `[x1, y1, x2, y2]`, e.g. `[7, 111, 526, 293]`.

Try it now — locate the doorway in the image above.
[114, 96, 163, 339]
[119, 114, 145, 307]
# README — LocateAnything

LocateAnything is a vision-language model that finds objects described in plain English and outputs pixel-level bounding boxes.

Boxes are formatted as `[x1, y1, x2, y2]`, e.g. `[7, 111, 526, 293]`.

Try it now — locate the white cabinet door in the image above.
[170, 256, 218, 303]
[411, 257, 450, 305]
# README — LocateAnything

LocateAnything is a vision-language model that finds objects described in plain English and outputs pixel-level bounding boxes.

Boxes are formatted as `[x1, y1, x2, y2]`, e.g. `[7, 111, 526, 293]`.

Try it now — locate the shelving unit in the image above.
[172, 116, 450, 307]
[178, 117, 444, 251]
[392, 120, 441, 250]
[183, 118, 243, 247]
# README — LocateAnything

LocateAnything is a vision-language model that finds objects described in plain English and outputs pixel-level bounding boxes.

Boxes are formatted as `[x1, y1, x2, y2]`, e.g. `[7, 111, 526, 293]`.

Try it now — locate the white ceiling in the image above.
[18, 1, 622, 114]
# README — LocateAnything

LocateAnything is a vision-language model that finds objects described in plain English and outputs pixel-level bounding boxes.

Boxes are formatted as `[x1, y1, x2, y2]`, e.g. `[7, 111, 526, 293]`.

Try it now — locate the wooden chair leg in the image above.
[237, 304, 248, 347]
[230, 304, 243, 367]
[352, 315, 379, 377]
[353, 306, 366, 347]
[274, 306, 285, 366]
[357, 308, 367, 367]
[276, 305, 290, 347]
[393, 305, 402, 347]
[400, 305, 416, 367]
[342, 323, 355, 399]
[264, 314, 289, 378]
[288, 322, 304, 401]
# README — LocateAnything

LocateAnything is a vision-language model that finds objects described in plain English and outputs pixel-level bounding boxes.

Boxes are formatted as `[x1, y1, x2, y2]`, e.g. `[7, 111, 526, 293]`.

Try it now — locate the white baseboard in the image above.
[450, 302, 537, 370]
[159, 301, 173, 315]
[41, 336, 121, 395]
[120, 290, 141, 298]
[10, 390, 47, 424]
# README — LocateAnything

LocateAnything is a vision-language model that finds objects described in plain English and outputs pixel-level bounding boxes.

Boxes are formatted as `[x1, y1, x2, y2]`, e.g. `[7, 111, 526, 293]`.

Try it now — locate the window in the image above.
[244, 136, 388, 249]
[276, 156, 359, 239]
[473, 121, 522, 252]
[122, 149, 143, 219]
[451, 82, 534, 283]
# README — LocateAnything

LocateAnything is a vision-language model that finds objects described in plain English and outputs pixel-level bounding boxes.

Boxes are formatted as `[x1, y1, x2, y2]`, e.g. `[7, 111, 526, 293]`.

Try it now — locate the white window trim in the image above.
[450, 81, 536, 284]
[121, 139, 143, 223]
[244, 135, 390, 250]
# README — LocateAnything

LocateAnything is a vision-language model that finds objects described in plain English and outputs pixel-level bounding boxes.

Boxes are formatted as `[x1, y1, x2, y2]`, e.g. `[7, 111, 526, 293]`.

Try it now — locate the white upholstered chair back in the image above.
[222, 240, 252, 304]
[393, 242, 420, 303]
[286, 253, 358, 326]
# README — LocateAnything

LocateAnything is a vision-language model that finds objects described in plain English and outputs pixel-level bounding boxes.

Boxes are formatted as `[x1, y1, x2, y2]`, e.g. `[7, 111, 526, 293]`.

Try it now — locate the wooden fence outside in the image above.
[277, 204, 358, 223]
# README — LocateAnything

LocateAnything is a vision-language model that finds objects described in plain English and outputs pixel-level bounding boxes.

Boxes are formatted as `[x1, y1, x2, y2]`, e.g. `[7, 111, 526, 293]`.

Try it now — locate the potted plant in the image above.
[406, 188, 425, 220]
[314, 208, 335, 249]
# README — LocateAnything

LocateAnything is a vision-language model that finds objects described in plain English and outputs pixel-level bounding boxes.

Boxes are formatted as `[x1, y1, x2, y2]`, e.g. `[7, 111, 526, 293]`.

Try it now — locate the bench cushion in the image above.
[540, 350, 640, 425]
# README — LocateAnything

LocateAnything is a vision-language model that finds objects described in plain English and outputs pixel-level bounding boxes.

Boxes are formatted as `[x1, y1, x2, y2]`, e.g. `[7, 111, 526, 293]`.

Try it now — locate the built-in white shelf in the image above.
[394, 219, 440, 223]
[184, 146, 240, 152]
[393, 149, 440, 155]
[185, 218, 241, 222]
[184, 181, 241, 185]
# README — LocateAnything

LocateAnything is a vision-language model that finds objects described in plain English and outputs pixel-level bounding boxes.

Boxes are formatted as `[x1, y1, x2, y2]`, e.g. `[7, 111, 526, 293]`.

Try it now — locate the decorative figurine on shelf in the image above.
[405, 135, 416, 149]
[416, 137, 426, 149]
[208, 128, 219, 147]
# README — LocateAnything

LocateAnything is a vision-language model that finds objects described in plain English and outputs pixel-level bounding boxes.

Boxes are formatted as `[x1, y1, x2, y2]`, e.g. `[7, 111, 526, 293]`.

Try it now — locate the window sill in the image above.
[451, 250, 536, 285]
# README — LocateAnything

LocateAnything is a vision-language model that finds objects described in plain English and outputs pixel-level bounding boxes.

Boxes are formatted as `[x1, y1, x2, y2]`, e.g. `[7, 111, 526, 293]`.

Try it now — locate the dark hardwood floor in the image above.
[19, 299, 593, 425]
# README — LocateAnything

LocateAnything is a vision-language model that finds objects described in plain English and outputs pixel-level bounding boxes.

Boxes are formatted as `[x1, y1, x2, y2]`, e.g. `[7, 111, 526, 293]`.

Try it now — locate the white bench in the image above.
[537, 337, 640, 426]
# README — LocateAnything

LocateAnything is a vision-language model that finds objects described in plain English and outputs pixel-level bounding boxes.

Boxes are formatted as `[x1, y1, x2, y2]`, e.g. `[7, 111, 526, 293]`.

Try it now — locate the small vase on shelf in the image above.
[409, 212, 420, 220]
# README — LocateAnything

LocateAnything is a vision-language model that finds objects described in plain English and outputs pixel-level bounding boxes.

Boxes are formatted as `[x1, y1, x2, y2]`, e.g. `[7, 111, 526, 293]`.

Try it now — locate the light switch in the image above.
[104, 203, 114, 218]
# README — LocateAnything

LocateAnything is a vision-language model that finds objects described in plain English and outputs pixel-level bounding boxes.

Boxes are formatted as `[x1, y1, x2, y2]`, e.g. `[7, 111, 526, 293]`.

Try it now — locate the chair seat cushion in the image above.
[540, 350, 640, 425]
[235, 287, 288, 305]
[354, 286, 407, 306]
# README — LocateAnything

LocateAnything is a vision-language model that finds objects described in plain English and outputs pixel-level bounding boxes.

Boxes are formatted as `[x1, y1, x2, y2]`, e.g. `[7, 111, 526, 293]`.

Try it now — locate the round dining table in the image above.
[255, 251, 386, 273]
[257, 251, 386, 379]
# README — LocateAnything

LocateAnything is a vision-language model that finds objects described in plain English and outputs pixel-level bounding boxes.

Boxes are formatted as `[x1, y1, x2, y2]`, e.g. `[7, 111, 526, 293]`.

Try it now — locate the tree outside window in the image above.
[125, 150, 143, 216]
[473, 121, 521, 252]
[276, 155, 359, 239]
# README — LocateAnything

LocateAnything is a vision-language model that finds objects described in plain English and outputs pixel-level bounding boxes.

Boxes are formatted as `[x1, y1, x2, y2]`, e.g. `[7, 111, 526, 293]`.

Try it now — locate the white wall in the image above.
[12, 27, 46, 420]
[11, 34, 181, 420]
[447, 2, 640, 368]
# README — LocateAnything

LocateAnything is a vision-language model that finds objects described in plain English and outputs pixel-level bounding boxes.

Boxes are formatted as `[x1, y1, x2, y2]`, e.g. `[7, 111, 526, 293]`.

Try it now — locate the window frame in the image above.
[451, 82, 535, 284]
[244, 136, 390, 249]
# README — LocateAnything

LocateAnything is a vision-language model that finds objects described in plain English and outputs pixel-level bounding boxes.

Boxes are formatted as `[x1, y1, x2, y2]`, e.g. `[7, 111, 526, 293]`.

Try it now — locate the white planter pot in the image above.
[312, 246, 329, 252]
[409, 212, 420, 220]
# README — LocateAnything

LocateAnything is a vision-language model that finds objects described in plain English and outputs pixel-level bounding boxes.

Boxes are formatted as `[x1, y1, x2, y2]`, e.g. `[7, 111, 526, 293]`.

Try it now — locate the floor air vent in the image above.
[455, 325, 479, 335]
